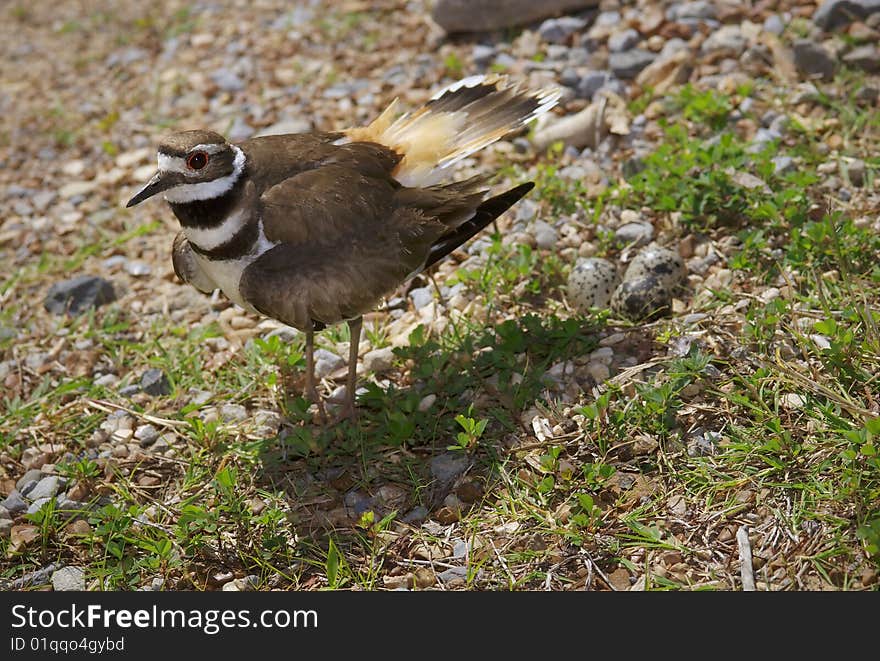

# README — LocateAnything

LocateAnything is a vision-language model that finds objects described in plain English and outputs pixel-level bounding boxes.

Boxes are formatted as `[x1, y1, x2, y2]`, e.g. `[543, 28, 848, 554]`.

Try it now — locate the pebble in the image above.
[1, 490, 28, 515]
[220, 404, 248, 423]
[609, 49, 656, 79]
[472, 44, 497, 67]
[577, 71, 619, 100]
[608, 29, 640, 53]
[134, 424, 159, 446]
[52, 566, 85, 591]
[533, 221, 558, 249]
[409, 287, 434, 310]
[846, 159, 867, 186]
[211, 69, 245, 92]
[141, 369, 171, 396]
[793, 40, 836, 81]
[615, 221, 654, 247]
[586, 361, 610, 383]
[313, 349, 344, 379]
[43, 276, 116, 316]
[16, 469, 44, 492]
[363, 347, 395, 373]
[763, 14, 785, 35]
[772, 156, 794, 175]
[418, 393, 437, 412]
[814, 0, 880, 31]
[124, 260, 152, 277]
[25, 476, 64, 501]
[430, 452, 468, 485]
[701, 25, 746, 53]
[538, 16, 587, 44]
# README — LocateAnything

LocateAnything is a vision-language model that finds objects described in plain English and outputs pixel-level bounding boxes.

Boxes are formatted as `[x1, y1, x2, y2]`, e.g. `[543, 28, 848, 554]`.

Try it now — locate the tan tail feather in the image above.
[343, 75, 559, 187]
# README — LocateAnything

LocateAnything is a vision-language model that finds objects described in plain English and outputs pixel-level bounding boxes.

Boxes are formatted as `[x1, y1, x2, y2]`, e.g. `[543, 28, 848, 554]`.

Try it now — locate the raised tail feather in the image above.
[345, 75, 560, 187]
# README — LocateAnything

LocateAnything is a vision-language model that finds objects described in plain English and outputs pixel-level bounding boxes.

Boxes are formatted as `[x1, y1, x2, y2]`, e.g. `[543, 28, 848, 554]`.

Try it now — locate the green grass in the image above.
[2, 14, 879, 591]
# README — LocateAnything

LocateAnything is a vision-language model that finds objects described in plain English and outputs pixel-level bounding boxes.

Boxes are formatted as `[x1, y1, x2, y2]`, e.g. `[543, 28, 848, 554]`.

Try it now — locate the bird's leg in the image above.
[427, 271, 447, 308]
[304, 325, 327, 423]
[341, 316, 362, 421]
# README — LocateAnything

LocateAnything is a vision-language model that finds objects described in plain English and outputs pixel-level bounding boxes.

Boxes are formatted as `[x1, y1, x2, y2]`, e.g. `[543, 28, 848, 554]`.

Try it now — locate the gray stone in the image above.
[16, 469, 43, 493]
[533, 221, 558, 249]
[211, 69, 245, 92]
[472, 44, 497, 67]
[52, 566, 85, 592]
[401, 506, 429, 525]
[27, 498, 51, 515]
[227, 116, 254, 141]
[608, 28, 640, 53]
[855, 86, 879, 104]
[772, 156, 795, 175]
[793, 40, 836, 81]
[614, 221, 654, 247]
[140, 369, 171, 396]
[515, 198, 538, 222]
[846, 158, 867, 187]
[668, 1, 717, 21]
[220, 403, 248, 423]
[842, 45, 880, 72]
[560, 67, 581, 87]
[701, 25, 746, 53]
[0, 518, 12, 538]
[26, 476, 64, 501]
[1, 490, 28, 515]
[577, 70, 617, 99]
[313, 349, 344, 379]
[362, 347, 395, 373]
[118, 384, 141, 397]
[538, 16, 588, 43]
[124, 260, 151, 277]
[431, 452, 469, 485]
[438, 566, 469, 583]
[763, 14, 785, 35]
[813, 0, 880, 31]
[609, 49, 656, 79]
[409, 286, 434, 310]
[44, 276, 116, 315]
[135, 424, 159, 447]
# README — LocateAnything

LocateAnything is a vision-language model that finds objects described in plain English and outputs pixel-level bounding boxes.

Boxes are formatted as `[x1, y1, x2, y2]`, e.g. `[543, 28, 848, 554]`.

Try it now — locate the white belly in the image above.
[184, 218, 277, 311]
[192, 253, 254, 309]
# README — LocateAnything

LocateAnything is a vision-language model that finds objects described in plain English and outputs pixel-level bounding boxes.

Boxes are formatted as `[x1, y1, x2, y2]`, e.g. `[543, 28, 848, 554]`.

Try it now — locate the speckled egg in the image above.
[622, 244, 685, 288]
[611, 245, 686, 321]
[566, 258, 620, 313]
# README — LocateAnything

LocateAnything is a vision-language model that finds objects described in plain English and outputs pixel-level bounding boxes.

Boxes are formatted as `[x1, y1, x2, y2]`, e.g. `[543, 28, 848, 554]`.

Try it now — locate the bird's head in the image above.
[126, 129, 244, 207]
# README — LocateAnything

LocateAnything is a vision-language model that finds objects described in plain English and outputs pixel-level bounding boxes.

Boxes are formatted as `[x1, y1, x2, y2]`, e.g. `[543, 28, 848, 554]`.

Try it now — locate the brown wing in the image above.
[240, 145, 511, 330]
[240, 204, 443, 329]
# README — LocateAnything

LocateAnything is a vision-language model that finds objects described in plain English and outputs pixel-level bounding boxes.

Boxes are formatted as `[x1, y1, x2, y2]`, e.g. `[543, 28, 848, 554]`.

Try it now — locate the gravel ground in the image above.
[1, 1, 879, 591]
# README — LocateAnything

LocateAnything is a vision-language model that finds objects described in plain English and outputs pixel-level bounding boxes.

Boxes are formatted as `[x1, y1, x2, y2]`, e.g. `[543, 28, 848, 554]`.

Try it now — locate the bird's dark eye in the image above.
[186, 151, 208, 170]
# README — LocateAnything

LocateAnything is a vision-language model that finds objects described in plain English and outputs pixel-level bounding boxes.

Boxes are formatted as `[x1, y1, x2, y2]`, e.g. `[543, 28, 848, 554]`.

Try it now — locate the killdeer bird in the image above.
[127, 75, 559, 420]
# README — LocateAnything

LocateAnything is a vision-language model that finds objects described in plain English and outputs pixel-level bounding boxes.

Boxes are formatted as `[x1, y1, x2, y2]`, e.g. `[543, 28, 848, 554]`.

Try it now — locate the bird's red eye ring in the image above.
[186, 151, 208, 170]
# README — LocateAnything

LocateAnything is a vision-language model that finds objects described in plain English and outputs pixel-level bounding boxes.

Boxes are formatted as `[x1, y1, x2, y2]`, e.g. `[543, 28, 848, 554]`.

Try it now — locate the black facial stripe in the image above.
[168, 175, 245, 228]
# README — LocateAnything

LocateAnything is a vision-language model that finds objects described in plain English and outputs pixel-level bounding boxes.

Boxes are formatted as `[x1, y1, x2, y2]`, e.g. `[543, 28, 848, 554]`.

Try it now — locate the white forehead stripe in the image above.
[157, 143, 232, 176]
[163, 146, 246, 204]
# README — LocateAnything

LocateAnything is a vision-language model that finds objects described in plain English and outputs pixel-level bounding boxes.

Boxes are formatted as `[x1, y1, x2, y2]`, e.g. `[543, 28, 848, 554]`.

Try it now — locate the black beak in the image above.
[126, 172, 171, 208]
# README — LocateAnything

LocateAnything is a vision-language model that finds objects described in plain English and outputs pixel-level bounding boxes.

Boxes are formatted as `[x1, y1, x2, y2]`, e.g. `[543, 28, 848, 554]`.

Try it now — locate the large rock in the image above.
[813, 0, 880, 31]
[44, 276, 116, 315]
[432, 0, 598, 33]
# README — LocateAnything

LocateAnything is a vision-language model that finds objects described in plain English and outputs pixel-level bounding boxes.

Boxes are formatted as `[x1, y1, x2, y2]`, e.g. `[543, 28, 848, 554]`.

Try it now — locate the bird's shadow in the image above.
[250, 313, 606, 540]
